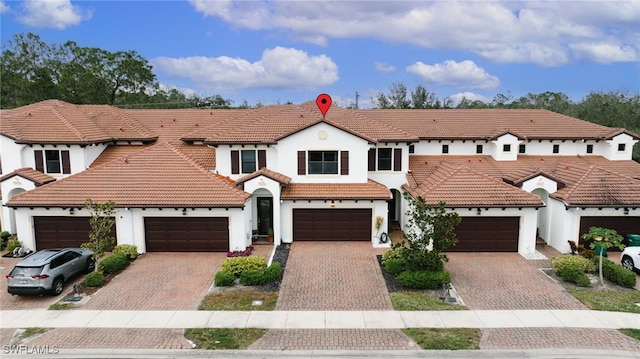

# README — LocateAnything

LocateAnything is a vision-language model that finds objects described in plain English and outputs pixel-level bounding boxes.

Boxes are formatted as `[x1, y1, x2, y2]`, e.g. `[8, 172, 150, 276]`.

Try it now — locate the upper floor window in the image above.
[377, 148, 393, 170]
[552, 144, 560, 154]
[368, 148, 402, 172]
[476, 145, 483, 154]
[618, 143, 626, 152]
[503, 144, 511, 152]
[519, 144, 526, 154]
[409, 145, 415, 154]
[442, 144, 449, 154]
[308, 151, 339, 174]
[231, 149, 266, 174]
[586, 144, 594, 154]
[34, 149, 70, 174]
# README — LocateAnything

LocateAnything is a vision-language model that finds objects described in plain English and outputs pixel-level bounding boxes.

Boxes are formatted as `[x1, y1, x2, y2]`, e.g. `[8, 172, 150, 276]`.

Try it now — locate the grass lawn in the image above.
[184, 328, 267, 349]
[569, 289, 640, 314]
[402, 328, 481, 350]
[20, 328, 49, 339]
[619, 329, 640, 341]
[390, 291, 467, 311]
[48, 303, 74, 310]
[199, 289, 278, 311]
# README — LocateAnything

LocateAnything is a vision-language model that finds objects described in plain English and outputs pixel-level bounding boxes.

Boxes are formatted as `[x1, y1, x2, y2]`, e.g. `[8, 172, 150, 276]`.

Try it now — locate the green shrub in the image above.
[239, 270, 266, 286]
[6, 236, 22, 253]
[556, 265, 591, 287]
[0, 231, 10, 250]
[384, 258, 408, 276]
[112, 244, 138, 260]
[552, 255, 596, 273]
[214, 270, 236, 287]
[405, 250, 445, 272]
[98, 253, 128, 275]
[396, 270, 451, 290]
[601, 258, 636, 288]
[264, 262, 282, 282]
[84, 272, 105, 287]
[381, 246, 404, 264]
[220, 256, 267, 277]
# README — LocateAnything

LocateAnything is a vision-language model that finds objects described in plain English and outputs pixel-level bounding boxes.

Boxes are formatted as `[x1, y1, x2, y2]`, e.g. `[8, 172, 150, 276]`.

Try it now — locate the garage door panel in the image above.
[449, 217, 519, 252]
[293, 209, 371, 241]
[145, 217, 229, 252]
[34, 216, 117, 250]
[579, 217, 638, 237]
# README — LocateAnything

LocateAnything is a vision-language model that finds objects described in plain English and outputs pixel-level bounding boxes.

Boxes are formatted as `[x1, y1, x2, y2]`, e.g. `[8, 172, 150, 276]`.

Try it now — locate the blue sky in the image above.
[1, 0, 639, 108]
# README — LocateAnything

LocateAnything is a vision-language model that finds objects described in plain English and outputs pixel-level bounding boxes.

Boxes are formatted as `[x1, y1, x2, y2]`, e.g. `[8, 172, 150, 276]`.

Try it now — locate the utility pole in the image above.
[355, 91, 359, 109]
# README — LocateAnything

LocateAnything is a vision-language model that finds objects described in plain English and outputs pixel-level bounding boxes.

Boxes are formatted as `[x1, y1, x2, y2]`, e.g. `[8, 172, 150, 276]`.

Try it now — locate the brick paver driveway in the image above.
[276, 242, 391, 311]
[445, 252, 586, 310]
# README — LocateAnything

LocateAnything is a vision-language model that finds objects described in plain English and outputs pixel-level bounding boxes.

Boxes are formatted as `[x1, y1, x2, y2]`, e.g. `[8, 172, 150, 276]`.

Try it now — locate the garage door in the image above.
[448, 217, 519, 252]
[34, 216, 117, 250]
[579, 216, 639, 249]
[293, 209, 372, 241]
[144, 217, 229, 252]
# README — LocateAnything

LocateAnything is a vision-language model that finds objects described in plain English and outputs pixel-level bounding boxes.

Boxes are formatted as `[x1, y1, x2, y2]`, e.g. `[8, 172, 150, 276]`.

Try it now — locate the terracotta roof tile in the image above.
[236, 168, 291, 185]
[281, 179, 391, 200]
[551, 166, 640, 206]
[7, 142, 249, 208]
[0, 168, 56, 186]
[405, 162, 544, 207]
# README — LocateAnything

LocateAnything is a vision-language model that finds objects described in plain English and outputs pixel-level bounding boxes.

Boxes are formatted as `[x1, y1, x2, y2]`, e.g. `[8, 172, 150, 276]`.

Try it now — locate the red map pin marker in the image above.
[316, 94, 332, 117]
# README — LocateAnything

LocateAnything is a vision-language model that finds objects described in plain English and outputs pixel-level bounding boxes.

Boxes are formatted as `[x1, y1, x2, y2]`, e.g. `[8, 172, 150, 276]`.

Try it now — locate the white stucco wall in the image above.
[242, 175, 282, 246]
[603, 134, 637, 161]
[1, 176, 35, 233]
[0, 136, 25, 175]
[84, 143, 110, 168]
[12, 206, 249, 253]
[280, 199, 390, 247]
[490, 134, 520, 161]
[411, 140, 492, 156]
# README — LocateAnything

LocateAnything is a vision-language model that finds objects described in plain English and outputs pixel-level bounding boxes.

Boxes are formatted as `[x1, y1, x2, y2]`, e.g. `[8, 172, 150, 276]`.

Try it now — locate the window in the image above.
[519, 144, 526, 154]
[377, 148, 392, 170]
[308, 151, 338, 174]
[586, 144, 594, 154]
[34, 150, 70, 174]
[552, 144, 560, 154]
[618, 143, 626, 152]
[476, 145, 483, 154]
[503, 144, 511, 152]
[409, 145, 415, 154]
[442, 144, 449, 154]
[241, 150, 256, 173]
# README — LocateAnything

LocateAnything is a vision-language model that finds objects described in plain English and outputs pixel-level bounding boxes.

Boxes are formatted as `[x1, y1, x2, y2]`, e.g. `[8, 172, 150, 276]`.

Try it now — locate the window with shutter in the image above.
[297, 151, 306, 175]
[61, 150, 71, 174]
[368, 149, 376, 171]
[393, 148, 402, 171]
[340, 151, 349, 175]
[258, 150, 266, 169]
[34, 150, 44, 172]
[231, 150, 240, 174]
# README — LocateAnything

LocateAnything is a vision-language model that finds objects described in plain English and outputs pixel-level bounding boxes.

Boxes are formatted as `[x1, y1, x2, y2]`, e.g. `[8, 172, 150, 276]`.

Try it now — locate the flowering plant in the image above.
[226, 246, 254, 257]
[375, 216, 384, 233]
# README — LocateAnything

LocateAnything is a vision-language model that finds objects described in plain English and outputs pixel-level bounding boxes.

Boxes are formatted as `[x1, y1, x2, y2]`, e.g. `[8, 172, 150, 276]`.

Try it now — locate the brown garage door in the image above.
[448, 217, 519, 252]
[34, 216, 116, 250]
[293, 209, 372, 241]
[579, 216, 639, 249]
[144, 217, 229, 252]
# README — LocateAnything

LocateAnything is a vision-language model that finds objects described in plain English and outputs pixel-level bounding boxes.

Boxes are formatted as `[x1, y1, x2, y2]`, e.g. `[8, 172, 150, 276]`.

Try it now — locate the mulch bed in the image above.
[257, 244, 290, 292]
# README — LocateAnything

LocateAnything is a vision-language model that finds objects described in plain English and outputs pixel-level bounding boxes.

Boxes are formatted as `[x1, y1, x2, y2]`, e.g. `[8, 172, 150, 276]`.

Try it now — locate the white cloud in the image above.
[374, 62, 396, 73]
[152, 47, 339, 92]
[448, 92, 490, 106]
[189, 0, 639, 66]
[407, 60, 500, 90]
[570, 42, 638, 63]
[1, 1, 10, 13]
[17, 0, 92, 29]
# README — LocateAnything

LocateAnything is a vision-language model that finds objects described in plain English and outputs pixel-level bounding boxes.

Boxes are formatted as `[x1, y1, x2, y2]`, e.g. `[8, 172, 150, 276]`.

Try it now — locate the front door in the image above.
[257, 197, 273, 235]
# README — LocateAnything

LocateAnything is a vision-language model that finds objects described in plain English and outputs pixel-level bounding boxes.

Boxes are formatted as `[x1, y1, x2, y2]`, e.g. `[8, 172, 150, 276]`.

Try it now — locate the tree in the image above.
[81, 199, 116, 265]
[581, 227, 624, 287]
[401, 192, 461, 269]
[411, 85, 441, 109]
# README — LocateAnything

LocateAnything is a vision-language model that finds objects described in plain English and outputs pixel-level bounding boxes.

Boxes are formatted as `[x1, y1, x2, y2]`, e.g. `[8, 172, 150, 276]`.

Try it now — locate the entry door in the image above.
[257, 197, 273, 235]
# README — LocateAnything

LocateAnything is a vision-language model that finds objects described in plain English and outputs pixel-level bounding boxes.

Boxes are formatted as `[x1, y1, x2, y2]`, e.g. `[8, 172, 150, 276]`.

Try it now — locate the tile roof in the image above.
[551, 165, 640, 207]
[236, 168, 292, 185]
[281, 180, 391, 200]
[408, 155, 640, 207]
[7, 142, 249, 208]
[358, 109, 638, 140]
[404, 162, 543, 207]
[0, 100, 156, 144]
[0, 168, 56, 186]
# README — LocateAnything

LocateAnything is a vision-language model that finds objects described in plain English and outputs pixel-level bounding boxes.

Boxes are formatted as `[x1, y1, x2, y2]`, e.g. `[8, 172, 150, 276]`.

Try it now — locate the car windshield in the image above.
[10, 266, 43, 277]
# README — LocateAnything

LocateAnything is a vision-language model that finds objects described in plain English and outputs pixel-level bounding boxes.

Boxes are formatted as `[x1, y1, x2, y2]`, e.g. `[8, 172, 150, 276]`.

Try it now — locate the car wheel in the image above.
[85, 258, 96, 273]
[621, 256, 635, 272]
[51, 278, 64, 296]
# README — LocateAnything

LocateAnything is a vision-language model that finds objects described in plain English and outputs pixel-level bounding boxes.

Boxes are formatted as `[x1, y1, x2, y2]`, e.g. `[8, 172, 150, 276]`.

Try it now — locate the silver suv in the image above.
[6, 248, 94, 296]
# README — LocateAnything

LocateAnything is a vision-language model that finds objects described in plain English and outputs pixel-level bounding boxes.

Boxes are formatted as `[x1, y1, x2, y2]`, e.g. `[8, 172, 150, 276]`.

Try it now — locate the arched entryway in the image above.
[5, 188, 26, 233]
[532, 188, 550, 242]
[252, 188, 274, 237]
[387, 189, 401, 231]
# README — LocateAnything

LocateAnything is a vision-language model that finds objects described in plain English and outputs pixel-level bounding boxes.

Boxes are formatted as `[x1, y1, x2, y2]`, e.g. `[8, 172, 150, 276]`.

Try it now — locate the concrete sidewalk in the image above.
[2, 310, 639, 330]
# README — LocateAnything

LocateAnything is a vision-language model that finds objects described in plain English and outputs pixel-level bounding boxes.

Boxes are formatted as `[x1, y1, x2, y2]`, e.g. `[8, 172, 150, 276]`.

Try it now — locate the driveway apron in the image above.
[445, 253, 586, 310]
[276, 242, 391, 311]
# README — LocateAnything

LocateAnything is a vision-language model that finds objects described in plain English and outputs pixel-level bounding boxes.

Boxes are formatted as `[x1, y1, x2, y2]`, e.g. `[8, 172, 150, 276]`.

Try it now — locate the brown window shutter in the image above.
[34, 150, 44, 172]
[297, 151, 306, 175]
[258, 150, 266, 169]
[61, 150, 71, 174]
[340, 151, 349, 175]
[368, 148, 376, 171]
[231, 150, 240, 174]
[393, 148, 402, 171]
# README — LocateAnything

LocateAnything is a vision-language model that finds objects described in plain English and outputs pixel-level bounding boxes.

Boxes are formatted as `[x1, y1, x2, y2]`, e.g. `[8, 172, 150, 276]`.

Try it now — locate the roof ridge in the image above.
[561, 164, 596, 199]
[423, 163, 463, 193]
[50, 104, 88, 142]
[106, 106, 155, 138]
[342, 109, 418, 141]
[164, 141, 216, 176]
